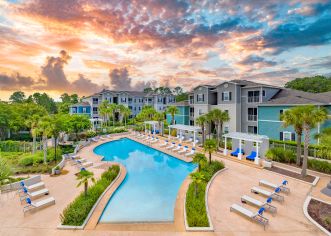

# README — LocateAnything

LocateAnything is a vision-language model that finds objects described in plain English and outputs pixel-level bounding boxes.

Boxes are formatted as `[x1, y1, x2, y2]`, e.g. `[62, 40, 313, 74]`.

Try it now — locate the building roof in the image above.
[168, 124, 201, 132]
[86, 89, 146, 98]
[70, 102, 90, 107]
[262, 89, 331, 105]
[223, 132, 269, 143]
[172, 101, 189, 106]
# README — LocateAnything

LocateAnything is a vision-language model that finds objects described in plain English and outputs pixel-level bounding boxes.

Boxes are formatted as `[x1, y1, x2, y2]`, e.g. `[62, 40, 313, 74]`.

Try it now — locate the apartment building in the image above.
[69, 89, 176, 119]
[188, 80, 280, 134]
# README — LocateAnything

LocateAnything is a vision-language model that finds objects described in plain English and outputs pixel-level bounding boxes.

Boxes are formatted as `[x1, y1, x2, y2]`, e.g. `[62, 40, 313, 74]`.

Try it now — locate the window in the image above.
[197, 94, 204, 102]
[189, 95, 194, 104]
[128, 106, 132, 110]
[248, 91, 260, 103]
[92, 98, 98, 104]
[248, 126, 257, 134]
[93, 107, 98, 114]
[224, 126, 229, 134]
[139, 107, 141, 111]
[198, 109, 204, 115]
[280, 131, 295, 141]
[72, 107, 77, 113]
[262, 90, 266, 97]
[128, 98, 132, 102]
[222, 91, 232, 101]
[248, 108, 257, 121]
[134, 99, 136, 103]
[109, 97, 112, 103]
[82, 107, 86, 113]
[148, 98, 152, 102]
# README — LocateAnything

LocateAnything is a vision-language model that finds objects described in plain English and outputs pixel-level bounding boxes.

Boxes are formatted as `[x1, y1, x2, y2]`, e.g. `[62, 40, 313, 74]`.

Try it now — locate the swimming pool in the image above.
[94, 138, 196, 223]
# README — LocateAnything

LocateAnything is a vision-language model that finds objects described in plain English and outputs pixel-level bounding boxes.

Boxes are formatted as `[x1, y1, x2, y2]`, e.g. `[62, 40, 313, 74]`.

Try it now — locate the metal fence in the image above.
[0, 141, 41, 153]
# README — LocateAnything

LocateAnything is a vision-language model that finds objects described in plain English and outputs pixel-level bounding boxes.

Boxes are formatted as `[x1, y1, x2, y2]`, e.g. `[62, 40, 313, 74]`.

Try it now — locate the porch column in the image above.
[238, 139, 242, 160]
[153, 124, 156, 135]
[168, 127, 171, 139]
[255, 142, 259, 165]
[193, 131, 196, 147]
[144, 123, 146, 133]
[223, 137, 228, 155]
[179, 130, 182, 143]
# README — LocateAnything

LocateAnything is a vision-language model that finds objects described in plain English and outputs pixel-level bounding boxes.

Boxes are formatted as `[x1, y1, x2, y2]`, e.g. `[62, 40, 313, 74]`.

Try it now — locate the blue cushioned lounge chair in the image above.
[231, 148, 244, 156]
[246, 151, 257, 161]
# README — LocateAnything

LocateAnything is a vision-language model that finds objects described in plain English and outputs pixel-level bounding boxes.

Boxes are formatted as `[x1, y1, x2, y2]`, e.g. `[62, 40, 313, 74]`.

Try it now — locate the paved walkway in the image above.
[0, 132, 329, 236]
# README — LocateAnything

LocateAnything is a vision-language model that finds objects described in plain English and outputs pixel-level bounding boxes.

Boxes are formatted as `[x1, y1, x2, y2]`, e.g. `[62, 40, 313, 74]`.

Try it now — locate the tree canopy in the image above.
[285, 75, 331, 93]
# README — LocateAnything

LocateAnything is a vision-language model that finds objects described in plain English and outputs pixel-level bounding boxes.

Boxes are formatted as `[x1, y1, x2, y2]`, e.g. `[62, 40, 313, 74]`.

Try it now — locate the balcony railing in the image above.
[248, 96, 260, 103]
[248, 115, 257, 121]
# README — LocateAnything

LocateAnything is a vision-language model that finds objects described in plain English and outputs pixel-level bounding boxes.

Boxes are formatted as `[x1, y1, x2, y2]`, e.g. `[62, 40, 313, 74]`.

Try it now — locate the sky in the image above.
[0, 0, 331, 100]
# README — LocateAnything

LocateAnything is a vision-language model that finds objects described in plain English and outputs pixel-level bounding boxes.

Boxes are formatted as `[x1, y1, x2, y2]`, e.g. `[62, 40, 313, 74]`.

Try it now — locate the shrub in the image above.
[61, 165, 120, 226]
[308, 159, 331, 174]
[86, 130, 97, 138]
[60, 145, 75, 154]
[19, 155, 35, 166]
[186, 160, 224, 227]
[265, 148, 296, 163]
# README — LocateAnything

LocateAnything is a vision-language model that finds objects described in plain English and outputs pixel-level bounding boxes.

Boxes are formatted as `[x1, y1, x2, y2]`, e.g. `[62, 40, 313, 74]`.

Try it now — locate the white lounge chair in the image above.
[230, 204, 269, 230]
[173, 144, 182, 151]
[106, 134, 112, 138]
[151, 138, 159, 143]
[25, 182, 45, 192]
[186, 137, 193, 143]
[91, 137, 99, 142]
[185, 148, 195, 157]
[143, 135, 150, 141]
[241, 195, 277, 214]
[251, 187, 284, 202]
[79, 161, 93, 168]
[71, 158, 87, 165]
[178, 146, 188, 154]
[259, 180, 290, 194]
[166, 142, 175, 150]
[159, 140, 168, 147]
[20, 188, 49, 201]
[23, 197, 55, 214]
[100, 136, 106, 140]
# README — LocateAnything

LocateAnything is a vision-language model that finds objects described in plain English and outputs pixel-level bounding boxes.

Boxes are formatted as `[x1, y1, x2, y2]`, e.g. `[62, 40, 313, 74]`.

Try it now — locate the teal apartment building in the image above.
[258, 90, 331, 144]
[166, 101, 190, 125]
[69, 102, 91, 117]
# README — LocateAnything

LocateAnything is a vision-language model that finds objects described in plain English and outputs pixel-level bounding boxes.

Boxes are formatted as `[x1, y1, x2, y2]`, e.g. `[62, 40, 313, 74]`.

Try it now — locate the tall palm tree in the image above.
[26, 114, 41, 154]
[76, 169, 95, 197]
[99, 100, 109, 127]
[300, 105, 327, 177]
[36, 116, 53, 164]
[108, 104, 117, 126]
[193, 153, 207, 172]
[196, 115, 207, 145]
[121, 107, 131, 126]
[154, 112, 165, 135]
[281, 107, 305, 166]
[190, 172, 206, 197]
[203, 139, 217, 164]
[116, 104, 127, 124]
[167, 106, 179, 125]
[208, 109, 230, 149]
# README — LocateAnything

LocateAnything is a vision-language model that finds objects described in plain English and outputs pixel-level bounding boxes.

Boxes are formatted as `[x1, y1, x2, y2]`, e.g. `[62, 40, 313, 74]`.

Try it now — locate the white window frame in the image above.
[223, 91, 230, 101]
[283, 131, 292, 141]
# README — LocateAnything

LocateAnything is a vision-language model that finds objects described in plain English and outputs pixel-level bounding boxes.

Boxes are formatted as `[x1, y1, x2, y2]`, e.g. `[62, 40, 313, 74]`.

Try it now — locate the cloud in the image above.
[71, 74, 107, 94]
[109, 67, 155, 91]
[237, 55, 277, 67]
[0, 72, 35, 90]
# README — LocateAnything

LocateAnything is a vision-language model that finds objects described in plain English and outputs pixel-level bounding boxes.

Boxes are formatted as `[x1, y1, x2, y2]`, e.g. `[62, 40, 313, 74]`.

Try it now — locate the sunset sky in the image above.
[0, 0, 331, 100]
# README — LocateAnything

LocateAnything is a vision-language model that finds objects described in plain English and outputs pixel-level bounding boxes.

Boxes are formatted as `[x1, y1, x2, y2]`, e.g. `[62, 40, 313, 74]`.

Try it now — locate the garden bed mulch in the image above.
[265, 166, 316, 183]
[308, 199, 331, 233]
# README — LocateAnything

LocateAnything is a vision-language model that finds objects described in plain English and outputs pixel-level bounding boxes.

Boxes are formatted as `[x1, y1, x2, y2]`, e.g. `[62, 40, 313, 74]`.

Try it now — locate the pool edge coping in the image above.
[184, 167, 228, 232]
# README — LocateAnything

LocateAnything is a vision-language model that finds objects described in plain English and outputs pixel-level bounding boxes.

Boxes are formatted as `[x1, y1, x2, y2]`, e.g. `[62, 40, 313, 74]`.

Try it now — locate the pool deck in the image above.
[0, 132, 329, 236]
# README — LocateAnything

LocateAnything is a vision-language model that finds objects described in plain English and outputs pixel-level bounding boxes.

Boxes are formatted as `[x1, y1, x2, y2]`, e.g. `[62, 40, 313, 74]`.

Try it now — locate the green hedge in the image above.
[265, 148, 296, 164]
[0, 140, 36, 153]
[186, 160, 224, 227]
[60, 165, 120, 226]
[308, 159, 331, 174]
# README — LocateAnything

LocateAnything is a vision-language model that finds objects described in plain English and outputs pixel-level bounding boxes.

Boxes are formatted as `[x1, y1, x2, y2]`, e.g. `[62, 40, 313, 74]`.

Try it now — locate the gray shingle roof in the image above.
[263, 89, 331, 105]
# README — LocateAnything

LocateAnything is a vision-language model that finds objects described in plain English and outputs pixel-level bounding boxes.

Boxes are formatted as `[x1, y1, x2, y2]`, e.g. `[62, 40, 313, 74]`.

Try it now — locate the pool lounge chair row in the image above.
[230, 148, 258, 162]
[18, 177, 55, 214]
[159, 140, 195, 157]
[230, 179, 290, 230]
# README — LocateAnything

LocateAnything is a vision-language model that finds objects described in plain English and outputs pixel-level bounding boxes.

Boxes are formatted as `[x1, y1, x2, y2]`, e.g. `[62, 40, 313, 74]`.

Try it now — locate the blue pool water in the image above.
[94, 138, 196, 223]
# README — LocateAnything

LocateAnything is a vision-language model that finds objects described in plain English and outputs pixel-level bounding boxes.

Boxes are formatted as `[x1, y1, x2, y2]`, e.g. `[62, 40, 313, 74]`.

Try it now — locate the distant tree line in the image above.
[285, 75, 331, 93]
[143, 86, 188, 102]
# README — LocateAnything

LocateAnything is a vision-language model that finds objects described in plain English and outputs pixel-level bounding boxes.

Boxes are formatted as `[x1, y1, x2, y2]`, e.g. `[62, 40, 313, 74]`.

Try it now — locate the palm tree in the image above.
[99, 100, 109, 126]
[167, 106, 179, 125]
[154, 112, 165, 135]
[190, 172, 206, 197]
[108, 104, 117, 126]
[281, 107, 305, 166]
[196, 115, 207, 145]
[300, 106, 327, 177]
[76, 169, 96, 197]
[193, 153, 207, 172]
[205, 112, 214, 139]
[121, 107, 131, 126]
[36, 116, 53, 164]
[208, 109, 230, 149]
[26, 114, 41, 154]
[204, 139, 217, 164]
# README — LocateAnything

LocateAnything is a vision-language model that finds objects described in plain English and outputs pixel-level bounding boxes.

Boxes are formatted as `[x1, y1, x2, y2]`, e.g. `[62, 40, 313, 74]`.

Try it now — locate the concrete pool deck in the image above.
[0, 132, 329, 236]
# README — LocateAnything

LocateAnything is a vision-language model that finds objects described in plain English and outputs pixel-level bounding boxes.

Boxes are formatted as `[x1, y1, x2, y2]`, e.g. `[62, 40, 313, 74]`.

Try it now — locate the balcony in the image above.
[248, 96, 260, 103]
